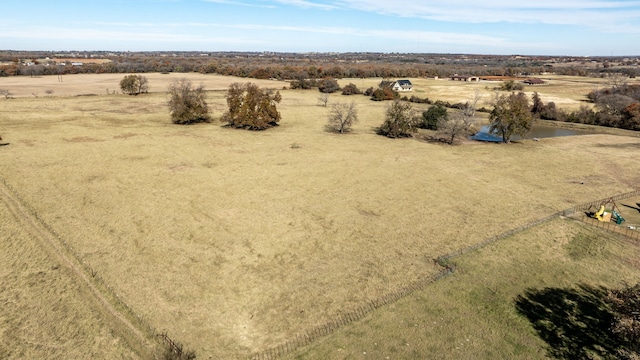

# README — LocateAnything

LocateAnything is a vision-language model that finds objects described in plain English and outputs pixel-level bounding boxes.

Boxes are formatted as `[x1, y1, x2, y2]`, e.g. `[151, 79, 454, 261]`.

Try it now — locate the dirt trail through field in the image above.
[0, 177, 158, 358]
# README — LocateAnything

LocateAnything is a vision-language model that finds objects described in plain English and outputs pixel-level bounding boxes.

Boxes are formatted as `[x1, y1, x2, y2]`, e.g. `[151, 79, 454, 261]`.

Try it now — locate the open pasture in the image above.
[286, 217, 640, 359]
[1, 73, 640, 358]
[0, 72, 285, 98]
[0, 188, 138, 359]
[337, 74, 640, 112]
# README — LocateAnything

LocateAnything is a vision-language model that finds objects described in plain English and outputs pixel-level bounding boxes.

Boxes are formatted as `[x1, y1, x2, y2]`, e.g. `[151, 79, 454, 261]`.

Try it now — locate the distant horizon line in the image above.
[2, 49, 639, 58]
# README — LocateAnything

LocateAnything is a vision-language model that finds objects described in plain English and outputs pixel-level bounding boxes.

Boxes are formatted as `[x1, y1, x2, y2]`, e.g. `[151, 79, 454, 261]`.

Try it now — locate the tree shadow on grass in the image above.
[515, 284, 622, 359]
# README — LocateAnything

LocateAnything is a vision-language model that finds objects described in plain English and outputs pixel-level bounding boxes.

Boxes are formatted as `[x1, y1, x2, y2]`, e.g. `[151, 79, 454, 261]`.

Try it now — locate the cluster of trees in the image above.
[585, 84, 640, 130]
[167, 79, 281, 130]
[293, 77, 402, 102]
[415, 93, 482, 144]
[165, 76, 432, 141]
[416, 90, 535, 144]
[125, 74, 640, 142]
[527, 84, 640, 131]
[299, 78, 404, 102]
[162, 73, 491, 145]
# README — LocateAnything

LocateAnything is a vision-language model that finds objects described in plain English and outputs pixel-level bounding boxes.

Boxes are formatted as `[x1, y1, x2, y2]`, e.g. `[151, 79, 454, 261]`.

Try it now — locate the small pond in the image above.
[470, 125, 593, 142]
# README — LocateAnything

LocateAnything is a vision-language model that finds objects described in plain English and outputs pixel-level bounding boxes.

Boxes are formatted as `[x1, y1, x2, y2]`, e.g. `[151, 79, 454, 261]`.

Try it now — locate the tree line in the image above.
[527, 84, 640, 131]
[0, 55, 600, 80]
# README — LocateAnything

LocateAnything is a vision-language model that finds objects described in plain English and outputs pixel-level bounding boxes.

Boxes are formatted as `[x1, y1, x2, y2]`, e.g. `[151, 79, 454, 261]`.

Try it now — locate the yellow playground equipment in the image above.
[592, 198, 625, 224]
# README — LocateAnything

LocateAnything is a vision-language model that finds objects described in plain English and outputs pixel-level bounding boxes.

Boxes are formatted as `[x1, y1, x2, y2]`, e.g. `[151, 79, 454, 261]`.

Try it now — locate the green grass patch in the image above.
[565, 232, 608, 260]
[286, 219, 640, 359]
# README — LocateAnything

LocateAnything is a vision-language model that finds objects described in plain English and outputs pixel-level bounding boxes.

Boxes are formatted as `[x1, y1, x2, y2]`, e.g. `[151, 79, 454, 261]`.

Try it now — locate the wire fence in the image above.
[250, 266, 454, 360]
[2, 172, 638, 360]
[578, 216, 640, 241]
[251, 188, 640, 359]
[570, 189, 640, 214]
[158, 331, 186, 358]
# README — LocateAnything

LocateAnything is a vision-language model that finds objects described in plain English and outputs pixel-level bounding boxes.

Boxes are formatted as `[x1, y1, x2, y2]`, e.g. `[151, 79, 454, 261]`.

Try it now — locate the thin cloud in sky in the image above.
[330, 0, 640, 30]
[0, 0, 638, 54]
[0, 25, 265, 45]
[71, 20, 513, 47]
[272, 0, 338, 10]
[203, 0, 276, 8]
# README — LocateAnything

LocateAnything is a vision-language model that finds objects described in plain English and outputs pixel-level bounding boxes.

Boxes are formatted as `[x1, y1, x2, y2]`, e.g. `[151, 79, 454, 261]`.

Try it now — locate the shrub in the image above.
[162, 343, 196, 360]
[318, 77, 340, 93]
[421, 104, 448, 130]
[363, 87, 375, 96]
[341, 83, 361, 95]
[371, 88, 395, 101]
[409, 95, 432, 104]
[608, 283, 640, 357]
[499, 79, 524, 91]
[540, 101, 560, 120]
[167, 79, 210, 124]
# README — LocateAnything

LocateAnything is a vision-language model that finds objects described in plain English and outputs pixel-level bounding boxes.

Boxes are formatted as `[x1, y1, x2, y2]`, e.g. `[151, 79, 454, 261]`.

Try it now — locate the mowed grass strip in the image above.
[0, 197, 138, 359]
[1, 74, 640, 357]
[285, 218, 640, 359]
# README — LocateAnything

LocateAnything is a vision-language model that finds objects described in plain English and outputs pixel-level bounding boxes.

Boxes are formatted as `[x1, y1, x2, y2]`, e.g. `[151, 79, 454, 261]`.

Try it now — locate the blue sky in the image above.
[1, 0, 639, 55]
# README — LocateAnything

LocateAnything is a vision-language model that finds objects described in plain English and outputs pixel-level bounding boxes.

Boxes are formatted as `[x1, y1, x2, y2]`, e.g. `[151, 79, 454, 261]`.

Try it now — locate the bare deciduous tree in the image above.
[438, 91, 480, 144]
[318, 93, 329, 107]
[0, 89, 12, 99]
[606, 72, 628, 89]
[326, 102, 358, 133]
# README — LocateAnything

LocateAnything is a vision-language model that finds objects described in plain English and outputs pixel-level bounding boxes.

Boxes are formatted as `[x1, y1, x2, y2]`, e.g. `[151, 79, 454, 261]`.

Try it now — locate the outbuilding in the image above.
[524, 78, 545, 85]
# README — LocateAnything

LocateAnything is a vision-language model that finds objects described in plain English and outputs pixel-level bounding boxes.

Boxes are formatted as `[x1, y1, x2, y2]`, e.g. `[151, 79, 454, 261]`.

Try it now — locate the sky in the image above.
[1, 0, 639, 56]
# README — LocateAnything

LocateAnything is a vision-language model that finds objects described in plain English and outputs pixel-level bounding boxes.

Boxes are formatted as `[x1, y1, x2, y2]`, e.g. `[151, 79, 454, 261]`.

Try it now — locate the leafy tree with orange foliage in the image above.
[222, 82, 282, 130]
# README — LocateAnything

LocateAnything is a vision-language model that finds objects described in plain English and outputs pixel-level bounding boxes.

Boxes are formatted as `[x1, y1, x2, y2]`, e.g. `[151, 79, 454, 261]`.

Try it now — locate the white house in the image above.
[392, 79, 413, 92]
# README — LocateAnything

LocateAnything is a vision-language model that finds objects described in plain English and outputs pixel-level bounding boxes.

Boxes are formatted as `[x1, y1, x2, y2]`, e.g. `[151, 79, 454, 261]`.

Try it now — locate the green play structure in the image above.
[592, 198, 625, 224]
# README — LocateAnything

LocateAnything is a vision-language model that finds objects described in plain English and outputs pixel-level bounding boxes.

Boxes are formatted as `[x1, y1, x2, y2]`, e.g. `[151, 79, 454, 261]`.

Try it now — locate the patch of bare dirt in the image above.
[64, 136, 103, 142]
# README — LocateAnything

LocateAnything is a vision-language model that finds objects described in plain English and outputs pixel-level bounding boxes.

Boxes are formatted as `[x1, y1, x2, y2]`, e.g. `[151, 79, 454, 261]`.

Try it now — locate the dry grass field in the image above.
[285, 218, 640, 359]
[0, 72, 284, 98]
[337, 75, 640, 112]
[0, 195, 138, 359]
[1, 73, 640, 358]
